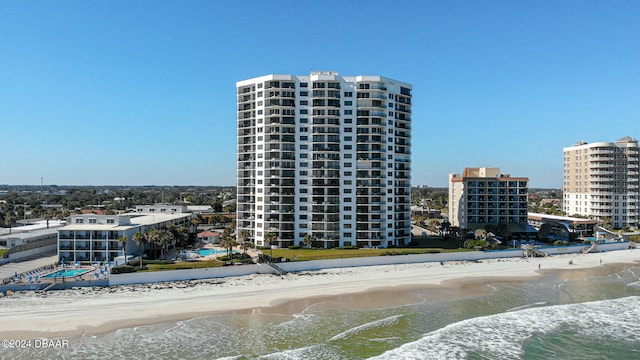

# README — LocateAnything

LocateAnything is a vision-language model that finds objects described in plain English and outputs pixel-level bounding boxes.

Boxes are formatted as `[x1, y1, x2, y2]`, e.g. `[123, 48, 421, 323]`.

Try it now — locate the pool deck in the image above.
[5, 265, 102, 285]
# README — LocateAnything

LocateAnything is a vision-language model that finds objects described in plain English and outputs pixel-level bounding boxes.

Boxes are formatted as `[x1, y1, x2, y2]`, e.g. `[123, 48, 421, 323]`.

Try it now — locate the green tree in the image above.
[413, 215, 426, 227]
[303, 232, 315, 248]
[427, 218, 440, 235]
[265, 232, 277, 246]
[4, 211, 16, 234]
[599, 216, 613, 230]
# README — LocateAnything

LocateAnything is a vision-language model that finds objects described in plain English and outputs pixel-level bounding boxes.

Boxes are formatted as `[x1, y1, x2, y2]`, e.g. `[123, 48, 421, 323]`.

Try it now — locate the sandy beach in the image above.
[1, 249, 638, 339]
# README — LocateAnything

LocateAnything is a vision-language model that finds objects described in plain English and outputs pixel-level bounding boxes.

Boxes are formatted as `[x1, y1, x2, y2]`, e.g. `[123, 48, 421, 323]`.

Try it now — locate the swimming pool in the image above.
[197, 249, 237, 256]
[42, 269, 92, 279]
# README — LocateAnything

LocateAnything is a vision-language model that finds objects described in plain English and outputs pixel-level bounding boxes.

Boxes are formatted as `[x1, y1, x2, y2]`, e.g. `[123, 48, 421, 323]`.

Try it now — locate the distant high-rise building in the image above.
[236, 72, 412, 249]
[449, 167, 530, 234]
[562, 136, 639, 229]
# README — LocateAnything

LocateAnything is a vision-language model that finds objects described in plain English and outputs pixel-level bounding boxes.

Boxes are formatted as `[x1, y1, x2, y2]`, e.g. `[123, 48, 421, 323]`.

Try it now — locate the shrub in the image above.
[143, 260, 174, 265]
[627, 235, 640, 243]
[111, 265, 136, 274]
[463, 239, 489, 249]
[288, 245, 302, 250]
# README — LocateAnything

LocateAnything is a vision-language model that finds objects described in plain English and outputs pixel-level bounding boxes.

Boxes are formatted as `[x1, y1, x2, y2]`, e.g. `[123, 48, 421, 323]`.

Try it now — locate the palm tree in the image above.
[158, 230, 172, 259]
[118, 235, 128, 258]
[265, 232, 277, 260]
[133, 231, 145, 268]
[240, 240, 251, 260]
[238, 229, 251, 259]
[145, 229, 166, 259]
[219, 236, 236, 259]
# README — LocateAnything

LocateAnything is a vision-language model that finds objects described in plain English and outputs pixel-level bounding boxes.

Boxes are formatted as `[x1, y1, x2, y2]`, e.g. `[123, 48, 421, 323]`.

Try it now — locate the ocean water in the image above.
[7, 264, 640, 360]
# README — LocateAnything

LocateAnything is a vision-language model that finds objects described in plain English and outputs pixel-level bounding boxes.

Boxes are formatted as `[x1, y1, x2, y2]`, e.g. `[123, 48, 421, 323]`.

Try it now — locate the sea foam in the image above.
[370, 296, 640, 360]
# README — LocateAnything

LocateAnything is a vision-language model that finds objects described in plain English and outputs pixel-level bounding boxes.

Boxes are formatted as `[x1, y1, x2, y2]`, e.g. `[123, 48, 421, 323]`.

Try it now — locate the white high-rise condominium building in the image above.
[236, 71, 412, 249]
[563, 136, 640, 230]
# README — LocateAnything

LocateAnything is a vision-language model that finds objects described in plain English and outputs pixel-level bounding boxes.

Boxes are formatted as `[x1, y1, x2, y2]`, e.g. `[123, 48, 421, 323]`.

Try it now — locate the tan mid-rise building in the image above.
[449, 167, 529, 233]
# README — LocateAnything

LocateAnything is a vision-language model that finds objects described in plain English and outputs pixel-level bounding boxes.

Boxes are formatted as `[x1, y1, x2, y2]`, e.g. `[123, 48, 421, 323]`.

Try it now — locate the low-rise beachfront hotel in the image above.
[449, 167, 536, 239]
[563, 136, 640, 230]
[236, 71, 412, 249]
[57, 206, 192, 264]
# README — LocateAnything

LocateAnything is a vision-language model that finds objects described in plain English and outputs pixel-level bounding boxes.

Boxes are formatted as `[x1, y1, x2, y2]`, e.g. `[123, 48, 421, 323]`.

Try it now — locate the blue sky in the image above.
[1, 1, 638, 188]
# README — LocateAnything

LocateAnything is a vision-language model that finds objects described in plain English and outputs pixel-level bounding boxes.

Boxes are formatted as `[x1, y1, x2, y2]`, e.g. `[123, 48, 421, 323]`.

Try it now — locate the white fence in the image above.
[109, 242, 632, 286]
[109, 264, 274, 286]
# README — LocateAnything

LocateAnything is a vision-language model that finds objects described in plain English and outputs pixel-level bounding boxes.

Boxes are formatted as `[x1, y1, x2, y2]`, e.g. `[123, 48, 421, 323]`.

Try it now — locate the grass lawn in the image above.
[139, 259, 225, 272]
[267, 247, 469, 262]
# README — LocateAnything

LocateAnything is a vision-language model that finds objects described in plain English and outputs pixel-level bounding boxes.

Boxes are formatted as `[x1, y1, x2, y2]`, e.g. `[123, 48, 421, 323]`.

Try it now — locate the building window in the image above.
[344, 110, 353, 115]
[300, 82, 308, 88]
[107, 218, 115, 224]
[75, 219, 84, 224]
[344, 100, 352, 106]
[300, 109, 308, 114]
[344, 91, 353, 97]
